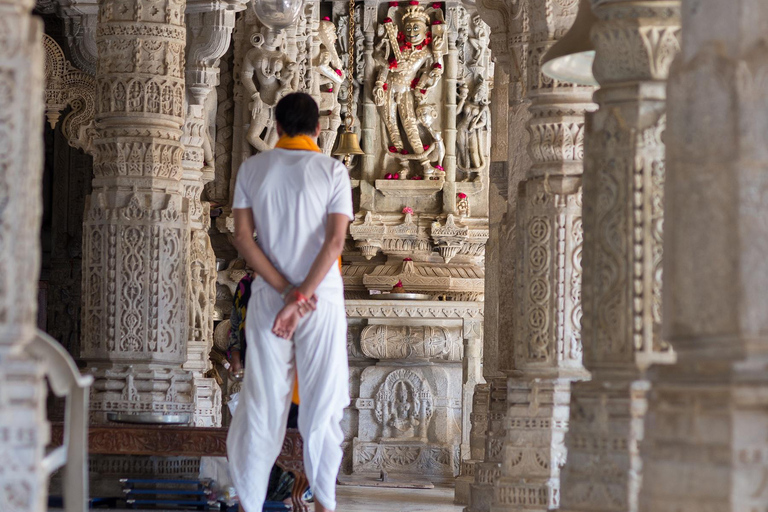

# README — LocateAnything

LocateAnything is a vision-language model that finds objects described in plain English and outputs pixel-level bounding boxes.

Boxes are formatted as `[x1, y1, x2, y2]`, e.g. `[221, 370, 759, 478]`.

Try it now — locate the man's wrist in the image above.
[280, 283, 296, 302]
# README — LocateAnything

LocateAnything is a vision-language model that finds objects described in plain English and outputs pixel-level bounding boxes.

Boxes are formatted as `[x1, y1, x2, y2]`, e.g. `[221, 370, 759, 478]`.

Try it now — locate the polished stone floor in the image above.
[335, 485, 462, 512]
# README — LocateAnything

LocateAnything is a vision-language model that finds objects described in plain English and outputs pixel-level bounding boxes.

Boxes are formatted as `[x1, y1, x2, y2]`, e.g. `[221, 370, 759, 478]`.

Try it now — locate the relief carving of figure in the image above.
[468, 15, 491, 74]
[456, 78, 491, 176]
[373, 3, 446, 177]
[242, 27, 298, 152]
[375, 369, 433, 440]
[313, 18, 345, 154]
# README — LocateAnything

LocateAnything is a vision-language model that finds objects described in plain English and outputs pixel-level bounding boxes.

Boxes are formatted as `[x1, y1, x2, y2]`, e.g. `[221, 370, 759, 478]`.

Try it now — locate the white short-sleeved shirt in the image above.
[232, 148, 354, 305]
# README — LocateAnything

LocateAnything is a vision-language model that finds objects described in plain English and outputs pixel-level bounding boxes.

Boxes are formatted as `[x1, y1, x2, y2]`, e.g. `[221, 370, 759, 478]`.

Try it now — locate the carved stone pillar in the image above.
[461, 0, 534, 508]
[0, 0, 48, 509]
[489, 0, 595, 510]
[182, 2, 244, 427]
[639, 2, 768, 511]
[82, 0, 193, 422]
[558, 2, 679, 512]
[455, 62, 512, 506]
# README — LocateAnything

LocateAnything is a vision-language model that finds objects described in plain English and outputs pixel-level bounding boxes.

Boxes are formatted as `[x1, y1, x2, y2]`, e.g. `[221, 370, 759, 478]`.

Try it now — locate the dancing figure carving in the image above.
[373, 3, 446, 177]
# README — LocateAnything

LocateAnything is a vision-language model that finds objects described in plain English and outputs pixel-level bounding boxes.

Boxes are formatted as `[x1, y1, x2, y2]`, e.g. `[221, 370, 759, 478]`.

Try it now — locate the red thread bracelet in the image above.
[291, 290, 309, 303]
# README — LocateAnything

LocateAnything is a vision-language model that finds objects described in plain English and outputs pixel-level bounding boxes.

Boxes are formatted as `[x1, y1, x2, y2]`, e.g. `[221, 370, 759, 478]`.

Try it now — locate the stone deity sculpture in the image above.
[242, 26, 298, 152]
[373, 3, 446, 177]
[456, 79, 490, 175]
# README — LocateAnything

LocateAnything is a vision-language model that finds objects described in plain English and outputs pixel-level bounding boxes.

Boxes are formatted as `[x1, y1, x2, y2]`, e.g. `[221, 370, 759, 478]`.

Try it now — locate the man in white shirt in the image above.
[227, 92, 352, 512]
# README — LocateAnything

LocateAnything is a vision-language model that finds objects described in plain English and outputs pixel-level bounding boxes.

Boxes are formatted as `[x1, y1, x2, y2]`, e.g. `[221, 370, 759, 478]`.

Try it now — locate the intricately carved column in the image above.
[461, 0, 533, 508]
[182, 1, 245, 427]
[0, 0, 48, 509]
[455, 60, 513, 506]
[490, 0, 595, 510]
[558, 2, 679, 512]
[82, 0, 193, 422]
[639, 2, 768, 511]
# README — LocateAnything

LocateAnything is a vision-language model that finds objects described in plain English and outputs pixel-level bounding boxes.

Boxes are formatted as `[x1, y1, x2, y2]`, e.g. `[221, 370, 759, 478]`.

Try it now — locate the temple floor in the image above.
[335, 485, 461, 511]
[50, 485, 462, 512]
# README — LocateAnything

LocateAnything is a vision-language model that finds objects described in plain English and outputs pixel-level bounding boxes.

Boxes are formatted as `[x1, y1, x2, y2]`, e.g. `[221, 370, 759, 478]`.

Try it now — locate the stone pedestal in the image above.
[468, 377, 506, 512]
[455, 382, 490, 503]
[81, 0, 193, 422]
[558, 2, 679, 512]
[345, 300, 483, 482]
[0, 0, 48, 509]
[639, 1, 768, 510]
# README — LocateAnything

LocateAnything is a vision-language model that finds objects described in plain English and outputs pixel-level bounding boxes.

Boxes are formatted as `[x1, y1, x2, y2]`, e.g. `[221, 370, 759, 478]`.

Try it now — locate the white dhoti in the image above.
[226, 282, 350, 512]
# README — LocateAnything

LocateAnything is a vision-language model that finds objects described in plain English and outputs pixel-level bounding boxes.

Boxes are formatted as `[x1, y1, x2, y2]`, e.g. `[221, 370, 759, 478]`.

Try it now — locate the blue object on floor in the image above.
[262, 502, 291, 511]
[121, 477, 218, 510]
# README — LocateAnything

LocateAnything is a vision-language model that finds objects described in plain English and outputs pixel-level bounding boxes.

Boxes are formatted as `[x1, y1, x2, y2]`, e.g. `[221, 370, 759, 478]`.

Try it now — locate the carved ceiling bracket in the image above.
[44, 33, 96, 154]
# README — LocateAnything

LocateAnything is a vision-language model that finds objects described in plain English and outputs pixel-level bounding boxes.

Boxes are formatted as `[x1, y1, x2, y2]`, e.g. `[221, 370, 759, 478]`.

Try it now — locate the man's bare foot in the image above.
[272, 302, 303, 339]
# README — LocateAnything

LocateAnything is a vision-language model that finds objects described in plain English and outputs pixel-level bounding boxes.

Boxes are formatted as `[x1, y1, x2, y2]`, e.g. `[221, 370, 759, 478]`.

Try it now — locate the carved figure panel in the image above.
[374, 368, 434, 440]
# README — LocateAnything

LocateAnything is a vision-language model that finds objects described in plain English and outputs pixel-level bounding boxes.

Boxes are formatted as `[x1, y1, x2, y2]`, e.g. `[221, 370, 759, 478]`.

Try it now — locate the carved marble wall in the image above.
[558, 2, 679, 512]
[0, 0, 48, 510]
[204, 0, 492, 480]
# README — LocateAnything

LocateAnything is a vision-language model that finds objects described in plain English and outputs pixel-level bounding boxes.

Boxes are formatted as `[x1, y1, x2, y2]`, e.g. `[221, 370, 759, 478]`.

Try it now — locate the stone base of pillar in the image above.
[492, 476, 556, 512]
[88, 365, 195, 424]
[457, 382, 492, 505]
[192, 376, 222, 427]
[0, 356, 47, 512]
[640, 364, 766, 512]
[467, 377, 507, 511]
[560, 376, 650, 512]
[468, 461, 501, 512]
[488, 377, 573, 512]
[455, 459, 479, 504]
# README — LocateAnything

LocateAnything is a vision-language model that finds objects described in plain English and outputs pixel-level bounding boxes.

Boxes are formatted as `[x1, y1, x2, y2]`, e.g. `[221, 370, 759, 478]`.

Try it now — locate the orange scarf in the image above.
[274, 134, 322, 405]
[274, 134, 321, 153]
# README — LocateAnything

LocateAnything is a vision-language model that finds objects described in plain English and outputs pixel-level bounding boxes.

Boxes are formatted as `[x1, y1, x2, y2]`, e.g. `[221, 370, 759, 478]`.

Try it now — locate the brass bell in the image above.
[333, 130, 365, 157]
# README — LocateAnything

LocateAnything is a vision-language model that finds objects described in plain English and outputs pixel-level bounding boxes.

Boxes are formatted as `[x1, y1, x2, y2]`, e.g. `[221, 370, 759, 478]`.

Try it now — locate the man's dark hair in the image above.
[275, 92, 320, 137]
